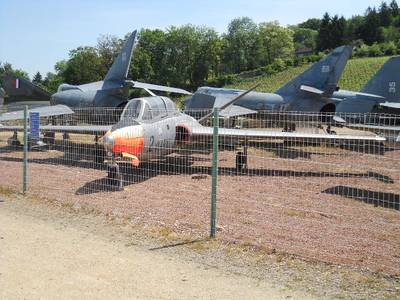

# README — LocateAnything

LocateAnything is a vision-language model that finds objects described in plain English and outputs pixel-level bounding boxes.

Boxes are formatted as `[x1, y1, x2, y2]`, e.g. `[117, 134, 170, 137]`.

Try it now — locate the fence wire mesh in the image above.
[0, 105, 399, 274]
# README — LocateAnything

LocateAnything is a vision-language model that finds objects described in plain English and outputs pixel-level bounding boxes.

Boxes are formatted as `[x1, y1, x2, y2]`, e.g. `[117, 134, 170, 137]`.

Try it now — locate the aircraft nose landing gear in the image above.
[107, 163, 124, 191]
[236, 145, 248, 172]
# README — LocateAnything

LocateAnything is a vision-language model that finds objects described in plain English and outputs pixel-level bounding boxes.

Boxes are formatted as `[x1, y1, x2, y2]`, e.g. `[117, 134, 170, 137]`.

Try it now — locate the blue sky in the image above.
[0, 0, 383, 77]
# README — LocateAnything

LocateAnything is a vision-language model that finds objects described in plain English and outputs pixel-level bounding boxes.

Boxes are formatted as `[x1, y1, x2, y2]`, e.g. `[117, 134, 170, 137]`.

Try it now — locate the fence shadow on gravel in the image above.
[323, 185, 400, 210]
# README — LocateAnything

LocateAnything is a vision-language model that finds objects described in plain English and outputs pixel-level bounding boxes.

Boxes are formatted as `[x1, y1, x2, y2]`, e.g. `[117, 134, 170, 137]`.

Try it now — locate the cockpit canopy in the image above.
[120, 96, 179, 122]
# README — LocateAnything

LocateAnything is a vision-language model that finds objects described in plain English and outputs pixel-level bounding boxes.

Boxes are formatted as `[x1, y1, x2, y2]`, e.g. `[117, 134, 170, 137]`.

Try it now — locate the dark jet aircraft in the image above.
[1, 30, 191, 123]
[184, 45, 353, 117]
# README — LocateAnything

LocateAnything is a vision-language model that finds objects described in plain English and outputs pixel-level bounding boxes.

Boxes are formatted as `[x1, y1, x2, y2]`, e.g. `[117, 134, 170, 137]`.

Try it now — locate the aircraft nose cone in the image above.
[103, 125, 145, 157]
[103, 134, 115, 153]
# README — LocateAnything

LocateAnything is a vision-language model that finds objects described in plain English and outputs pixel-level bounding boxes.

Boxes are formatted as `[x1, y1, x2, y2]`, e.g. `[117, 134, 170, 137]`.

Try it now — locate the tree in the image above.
[330, 15, 346, 47]
[380, 1, 393, 26]
[317, 13, 332, 50]
[359, 7, 385, 44]
[130, 29, 166, 83]
[0, 61, 29, 86]
[191, 27, 223, 86]
[162, 25, 202, 88]
[344, 16, 364, 43]
[258, 21, 294, 65]
[298, 18, 322, 31]
[41, 60, 67, 93]
[42, 72, 63, 93]
[292, 27, 318, 50]
[390, 0, 399, 16]
[317, 13, 346, 51]
[62, 47, 103, 84]
[222, 17, 260, 73]
[97, 34, 124, 76]
[32, 72, 42, 85]
[382, 25, 400, 41]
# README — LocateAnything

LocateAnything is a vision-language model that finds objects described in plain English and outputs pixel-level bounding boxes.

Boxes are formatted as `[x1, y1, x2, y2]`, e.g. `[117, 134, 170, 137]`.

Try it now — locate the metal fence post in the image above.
[210, 107, 219, 238]
[23, 105, 28, 194]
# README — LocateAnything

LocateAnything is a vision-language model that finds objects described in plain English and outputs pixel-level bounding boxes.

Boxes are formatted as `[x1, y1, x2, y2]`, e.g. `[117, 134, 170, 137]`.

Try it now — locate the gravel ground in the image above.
[0, 136, 399, 278]
[2, 196, 304, 300]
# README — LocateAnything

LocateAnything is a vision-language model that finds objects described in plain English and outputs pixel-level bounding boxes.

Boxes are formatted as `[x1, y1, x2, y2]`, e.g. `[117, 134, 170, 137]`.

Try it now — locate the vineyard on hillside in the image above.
[226, 56, 391, 93]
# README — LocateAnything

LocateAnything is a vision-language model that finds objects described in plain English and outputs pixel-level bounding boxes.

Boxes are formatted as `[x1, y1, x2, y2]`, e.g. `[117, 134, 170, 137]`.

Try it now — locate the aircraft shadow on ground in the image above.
[323, 185, 400, 211]
[75, 155, 394, 195]
[0, 141, 106, 170]
[0, 140, 387, 174]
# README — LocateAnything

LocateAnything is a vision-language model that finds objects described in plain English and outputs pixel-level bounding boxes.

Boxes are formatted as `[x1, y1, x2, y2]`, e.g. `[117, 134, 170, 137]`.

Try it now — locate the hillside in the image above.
[225, 56, 391, 92]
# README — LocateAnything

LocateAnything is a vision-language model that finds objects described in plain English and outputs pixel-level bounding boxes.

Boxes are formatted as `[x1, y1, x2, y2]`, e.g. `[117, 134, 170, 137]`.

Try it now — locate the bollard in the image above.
[210, 107, 219, 238]
[23, 105, 28, 194]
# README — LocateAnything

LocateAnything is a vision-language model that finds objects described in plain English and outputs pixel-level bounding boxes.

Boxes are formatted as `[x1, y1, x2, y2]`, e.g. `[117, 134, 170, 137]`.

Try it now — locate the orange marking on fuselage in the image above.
[113, 137, 145, 157]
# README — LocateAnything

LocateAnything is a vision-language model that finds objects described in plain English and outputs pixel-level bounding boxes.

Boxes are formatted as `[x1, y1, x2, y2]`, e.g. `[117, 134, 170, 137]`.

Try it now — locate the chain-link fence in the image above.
[0, 105, 399, 274]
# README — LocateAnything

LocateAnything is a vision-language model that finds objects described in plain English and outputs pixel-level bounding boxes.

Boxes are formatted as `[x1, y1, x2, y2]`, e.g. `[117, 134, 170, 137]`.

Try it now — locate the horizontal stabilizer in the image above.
[355, 91, 384, 99]
[220, 105, 257, 117]
[0, 105, 74, 121]
[379, 102, 400, 109]
[126, 80, 192, 95]
[333, 115, 347, 124]
[300, 85, 324, 95]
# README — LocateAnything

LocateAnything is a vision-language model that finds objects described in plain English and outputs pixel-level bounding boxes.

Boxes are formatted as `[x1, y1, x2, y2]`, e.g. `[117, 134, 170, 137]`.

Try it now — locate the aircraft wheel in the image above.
[94, 145, 105, 164]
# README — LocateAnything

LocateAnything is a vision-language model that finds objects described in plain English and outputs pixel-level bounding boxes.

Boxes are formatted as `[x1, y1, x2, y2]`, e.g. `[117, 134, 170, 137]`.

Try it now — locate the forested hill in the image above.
[225, 56, 390, 93]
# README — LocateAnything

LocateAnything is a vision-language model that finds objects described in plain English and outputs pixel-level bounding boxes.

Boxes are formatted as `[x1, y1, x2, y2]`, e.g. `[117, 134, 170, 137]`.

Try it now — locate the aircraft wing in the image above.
[343, 123, 400, 132]
[126, 80, 192, 95]
[0, 124, 111, 135]
[219, 105, 257, 118]
[337, 123, 400, 140]
[189, 125, 386, 142]
[0, 105, 74, 122]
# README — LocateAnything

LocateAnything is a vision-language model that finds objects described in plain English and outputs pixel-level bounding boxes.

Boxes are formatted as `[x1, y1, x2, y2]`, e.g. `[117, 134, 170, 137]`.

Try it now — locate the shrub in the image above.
[368, 43, 384, 57]
[354, 44, 369, 57]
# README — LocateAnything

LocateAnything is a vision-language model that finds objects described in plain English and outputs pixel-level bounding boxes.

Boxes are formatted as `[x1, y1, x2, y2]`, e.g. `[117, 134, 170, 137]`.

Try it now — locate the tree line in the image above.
[1, 1, 400, 93]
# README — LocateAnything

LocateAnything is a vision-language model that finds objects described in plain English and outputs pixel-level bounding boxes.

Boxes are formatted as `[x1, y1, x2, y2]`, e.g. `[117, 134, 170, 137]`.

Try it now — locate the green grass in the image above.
[338, 56, 390, 91]
[226, 56, 391, 93]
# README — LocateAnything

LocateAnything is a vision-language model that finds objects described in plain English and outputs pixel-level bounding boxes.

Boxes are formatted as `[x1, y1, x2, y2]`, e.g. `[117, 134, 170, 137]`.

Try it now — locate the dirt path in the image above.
[0, 197, 308, 299]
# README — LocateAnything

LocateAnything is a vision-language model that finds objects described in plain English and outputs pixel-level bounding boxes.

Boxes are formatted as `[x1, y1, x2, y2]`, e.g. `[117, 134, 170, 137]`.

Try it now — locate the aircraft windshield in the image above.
[122, 99, 142, 119]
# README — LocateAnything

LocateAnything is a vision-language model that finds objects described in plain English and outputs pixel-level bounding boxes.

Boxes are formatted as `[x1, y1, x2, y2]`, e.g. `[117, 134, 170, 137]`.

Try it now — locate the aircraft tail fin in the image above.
[361, 56, 400, 102]
[102, 30, 137, 89]
[276, 45, 353, 98]
[2, 75, 51, 103]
